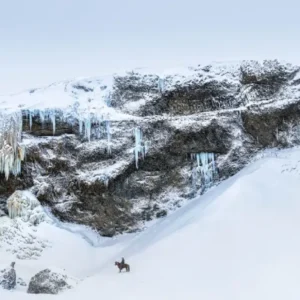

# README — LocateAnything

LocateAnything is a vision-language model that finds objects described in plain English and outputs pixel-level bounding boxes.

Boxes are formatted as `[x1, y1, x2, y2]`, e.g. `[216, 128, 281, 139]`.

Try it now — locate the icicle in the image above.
[192, 152, 217, 189]
[49, 111, 56, 135]
[29, 111, 32, 131]
[134, 127, 150, 169]
[158, 77, 165, 93]
[84, 115, 91, 142]
[79, 119, 83, 134]
[39, 110, 45, 123]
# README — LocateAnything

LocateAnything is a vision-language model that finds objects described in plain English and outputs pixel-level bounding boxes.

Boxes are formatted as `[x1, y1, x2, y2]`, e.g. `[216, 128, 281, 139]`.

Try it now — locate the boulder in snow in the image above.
[27, 269, 75, 294]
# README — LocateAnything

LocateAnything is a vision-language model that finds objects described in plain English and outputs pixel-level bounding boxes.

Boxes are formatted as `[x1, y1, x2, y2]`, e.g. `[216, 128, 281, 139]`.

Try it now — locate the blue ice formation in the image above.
[134, 127, 150, 169]
[158, 77, 165, 93]
[0, 112, 25, 180]
[191, 152, 216, 189]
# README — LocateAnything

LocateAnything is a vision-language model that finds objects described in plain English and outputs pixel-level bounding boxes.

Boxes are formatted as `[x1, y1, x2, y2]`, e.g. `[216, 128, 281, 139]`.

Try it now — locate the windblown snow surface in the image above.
[2, 147, 300, 300]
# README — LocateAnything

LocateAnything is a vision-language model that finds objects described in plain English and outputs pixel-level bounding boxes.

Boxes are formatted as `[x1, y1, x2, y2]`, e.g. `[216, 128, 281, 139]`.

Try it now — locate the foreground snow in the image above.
[2, 147, 300, 299]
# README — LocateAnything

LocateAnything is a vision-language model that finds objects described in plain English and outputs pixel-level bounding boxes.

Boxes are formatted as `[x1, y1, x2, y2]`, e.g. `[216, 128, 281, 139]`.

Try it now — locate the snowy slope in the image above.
[0, 63, 237, 111]
[2, 147, 300, 299]
[0, 76, 136, 121]
[1, 60, 298, 118]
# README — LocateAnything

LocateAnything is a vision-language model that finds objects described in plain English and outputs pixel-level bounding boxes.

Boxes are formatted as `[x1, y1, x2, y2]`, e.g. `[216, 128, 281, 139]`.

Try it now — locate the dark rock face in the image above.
[2, 60, 300, 236]
[27, 269, 71, 294]
[142, 80, 239, 116]
[240, 60, 297, 85]
[22, 111, 75, 136]
[242, 102, 300, 148]
[112, 72, 161, 108]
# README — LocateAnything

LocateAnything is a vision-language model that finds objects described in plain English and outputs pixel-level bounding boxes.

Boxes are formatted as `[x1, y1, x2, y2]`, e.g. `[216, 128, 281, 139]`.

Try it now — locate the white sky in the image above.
[0, 0, 299, 93]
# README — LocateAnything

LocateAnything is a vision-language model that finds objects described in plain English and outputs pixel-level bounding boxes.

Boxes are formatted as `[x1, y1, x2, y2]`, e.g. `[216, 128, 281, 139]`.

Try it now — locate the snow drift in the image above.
[1, 147, 300, 299]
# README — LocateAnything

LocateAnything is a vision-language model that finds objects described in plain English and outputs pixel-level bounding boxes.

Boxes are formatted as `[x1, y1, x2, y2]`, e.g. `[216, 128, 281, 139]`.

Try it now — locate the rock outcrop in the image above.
[1, 60, 300, 236]
[0, 263, 17, 290]
[27, 269, 73, 294]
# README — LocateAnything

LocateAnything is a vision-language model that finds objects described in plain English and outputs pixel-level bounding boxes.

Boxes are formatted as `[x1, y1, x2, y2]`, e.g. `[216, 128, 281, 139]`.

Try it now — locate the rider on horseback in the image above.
[115, 257, 130, 272]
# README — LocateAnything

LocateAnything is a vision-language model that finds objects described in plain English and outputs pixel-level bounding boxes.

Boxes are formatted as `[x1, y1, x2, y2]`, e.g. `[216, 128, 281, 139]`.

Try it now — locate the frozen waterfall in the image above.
[0, 111, 25, 180]
[191, 152, 217, 191]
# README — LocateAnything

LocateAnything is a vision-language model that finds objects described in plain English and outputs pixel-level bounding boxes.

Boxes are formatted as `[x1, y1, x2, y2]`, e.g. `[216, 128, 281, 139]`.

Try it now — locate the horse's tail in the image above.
[128, 264, 130, 272]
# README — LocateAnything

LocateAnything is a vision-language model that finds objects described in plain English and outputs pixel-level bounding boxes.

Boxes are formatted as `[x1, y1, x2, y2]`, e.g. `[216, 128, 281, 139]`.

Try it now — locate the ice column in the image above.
[49, 110, 56, 135]
[192, 152, 216, 188]
[134, 127, 150, 169]
[84, 115, 91, 142]
[158, 77, 165, 93]
[29, 111, 32, 130]
[0, 111, 25, 180]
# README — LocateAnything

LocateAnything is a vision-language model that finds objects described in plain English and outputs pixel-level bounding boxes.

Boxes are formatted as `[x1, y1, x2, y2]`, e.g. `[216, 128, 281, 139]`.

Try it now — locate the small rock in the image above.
[156, 210, 167, 218]
[17, 277, 27, 287]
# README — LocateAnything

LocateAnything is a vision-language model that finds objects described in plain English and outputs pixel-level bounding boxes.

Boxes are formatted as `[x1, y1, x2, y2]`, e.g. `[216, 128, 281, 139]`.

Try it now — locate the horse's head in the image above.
[115, 261, 119, 266]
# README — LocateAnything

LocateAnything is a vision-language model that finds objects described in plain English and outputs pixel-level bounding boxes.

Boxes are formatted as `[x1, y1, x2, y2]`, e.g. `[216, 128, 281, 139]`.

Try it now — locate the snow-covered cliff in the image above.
[1, 59, 300, 236]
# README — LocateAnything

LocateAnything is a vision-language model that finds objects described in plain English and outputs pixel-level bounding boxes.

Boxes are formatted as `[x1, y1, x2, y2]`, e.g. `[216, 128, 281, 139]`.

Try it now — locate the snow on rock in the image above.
[0, 217, 51, 260]
[2, 59, 300, 236]
[27, 268, 77, 294]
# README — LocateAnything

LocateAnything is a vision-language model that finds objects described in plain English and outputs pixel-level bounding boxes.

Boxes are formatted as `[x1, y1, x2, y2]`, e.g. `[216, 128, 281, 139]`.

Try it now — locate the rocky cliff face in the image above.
[1, 60, 300, 236]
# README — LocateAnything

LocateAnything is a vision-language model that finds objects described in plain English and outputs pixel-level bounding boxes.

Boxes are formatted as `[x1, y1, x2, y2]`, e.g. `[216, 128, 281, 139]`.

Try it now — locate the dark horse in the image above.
[115, 261, 130, 273]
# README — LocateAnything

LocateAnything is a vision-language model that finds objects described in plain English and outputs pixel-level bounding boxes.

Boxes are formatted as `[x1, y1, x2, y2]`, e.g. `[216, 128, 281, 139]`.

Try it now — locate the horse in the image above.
[115, 261, 130, 273]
